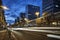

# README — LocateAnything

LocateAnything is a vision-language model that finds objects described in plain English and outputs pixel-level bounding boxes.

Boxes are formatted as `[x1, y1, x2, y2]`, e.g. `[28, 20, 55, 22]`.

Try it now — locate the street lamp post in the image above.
[35, 12, 39, 26]
[0, 6, 9, 10]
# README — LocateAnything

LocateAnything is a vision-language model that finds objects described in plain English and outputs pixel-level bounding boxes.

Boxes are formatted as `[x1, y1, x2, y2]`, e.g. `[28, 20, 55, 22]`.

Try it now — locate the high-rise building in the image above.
[42, 0, 60, 26]
[42, 0, 60, 15]
[26, 5, 40, 20]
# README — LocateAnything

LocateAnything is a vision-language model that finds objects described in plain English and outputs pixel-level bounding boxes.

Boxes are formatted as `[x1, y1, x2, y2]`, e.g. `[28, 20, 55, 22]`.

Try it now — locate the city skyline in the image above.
[2, 0, 42, 24]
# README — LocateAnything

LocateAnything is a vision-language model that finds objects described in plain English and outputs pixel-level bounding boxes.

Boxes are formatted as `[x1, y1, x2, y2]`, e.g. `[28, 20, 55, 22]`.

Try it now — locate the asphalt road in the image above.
[0, 30, 8, 40]
[0, 27, 60, 40]
[12, 30, 49, 40]
[0, 30, 48, 40]
[0, 30, 16, 40]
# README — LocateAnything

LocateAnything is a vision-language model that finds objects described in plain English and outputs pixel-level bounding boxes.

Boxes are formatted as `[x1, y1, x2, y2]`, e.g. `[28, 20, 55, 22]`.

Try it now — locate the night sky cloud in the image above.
[2, 0, 42, 24]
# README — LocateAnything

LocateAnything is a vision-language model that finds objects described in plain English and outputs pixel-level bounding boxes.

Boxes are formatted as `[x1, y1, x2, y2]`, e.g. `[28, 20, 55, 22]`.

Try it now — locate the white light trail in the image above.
[0, 6, 9, 10]
[47, 34, 60, 39]
[8, 28, 23, 36]
[8, 28, 60, 34]
[11, 33, 18, 40]
[28, 27, 60, 30]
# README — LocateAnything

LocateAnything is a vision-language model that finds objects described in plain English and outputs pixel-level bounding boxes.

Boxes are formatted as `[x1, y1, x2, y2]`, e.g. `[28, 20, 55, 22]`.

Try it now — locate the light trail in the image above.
[7, 28, 24, 40]
[27, 27, 60, 30]
[11, 32, 18, 40]
[8, 28, 60, 34]
[7, 28, 60, 39]
[11, 31, 23, 36]
[47, 34, 60, 39]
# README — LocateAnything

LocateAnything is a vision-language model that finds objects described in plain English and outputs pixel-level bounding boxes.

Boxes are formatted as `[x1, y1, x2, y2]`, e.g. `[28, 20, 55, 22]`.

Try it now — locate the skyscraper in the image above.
[42, 0, 60, 26]
[42, 0, 60, 15]
[26, 5, 40, 20]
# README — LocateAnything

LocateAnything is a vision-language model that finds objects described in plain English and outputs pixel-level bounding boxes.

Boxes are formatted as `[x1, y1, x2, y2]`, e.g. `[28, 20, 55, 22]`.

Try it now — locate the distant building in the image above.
[15, 17, 19, 23]
[42, 0, 60, 15]
[26, 5, 40, 20]
[20, 13, 26, 19]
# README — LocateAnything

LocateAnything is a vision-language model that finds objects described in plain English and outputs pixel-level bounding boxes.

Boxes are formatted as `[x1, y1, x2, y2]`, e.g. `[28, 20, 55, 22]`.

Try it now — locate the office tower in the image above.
[26, 5, 40, 20]
[42, 0, 60, 26]
[42, 0, 60, 14]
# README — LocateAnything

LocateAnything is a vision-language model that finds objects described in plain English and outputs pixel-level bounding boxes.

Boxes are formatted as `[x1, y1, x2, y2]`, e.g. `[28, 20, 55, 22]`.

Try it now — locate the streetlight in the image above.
[0, 6, 9, 10]
[35, 12, 39, 26]
[35, 12, 39, 18]
[52, 22, 57, 26]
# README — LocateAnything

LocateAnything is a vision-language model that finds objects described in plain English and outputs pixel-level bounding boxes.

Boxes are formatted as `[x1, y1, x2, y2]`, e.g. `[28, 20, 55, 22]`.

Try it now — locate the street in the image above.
[0, 30, 8, 40]
[0, 30, 48, 40]
[0, 0, 60, 40]
[0, 27, 60, 40]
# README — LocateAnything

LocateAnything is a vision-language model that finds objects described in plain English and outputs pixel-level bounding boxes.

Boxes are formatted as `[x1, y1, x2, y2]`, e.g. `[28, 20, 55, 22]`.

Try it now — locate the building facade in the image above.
[42, 0, 60, 14]
[42, 0, 60, 26]
[26, 5, 40, 20]
[0, 0, 6, 27]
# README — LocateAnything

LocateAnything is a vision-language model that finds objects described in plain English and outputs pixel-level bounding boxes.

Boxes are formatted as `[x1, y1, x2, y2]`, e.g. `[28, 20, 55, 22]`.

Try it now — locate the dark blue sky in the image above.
[2, 0, 42, 24]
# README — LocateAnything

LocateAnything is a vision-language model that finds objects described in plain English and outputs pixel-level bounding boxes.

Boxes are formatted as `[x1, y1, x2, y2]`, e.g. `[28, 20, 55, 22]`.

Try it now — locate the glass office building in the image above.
[42, 0, 60, 14]
[26, 5, 40, 20]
